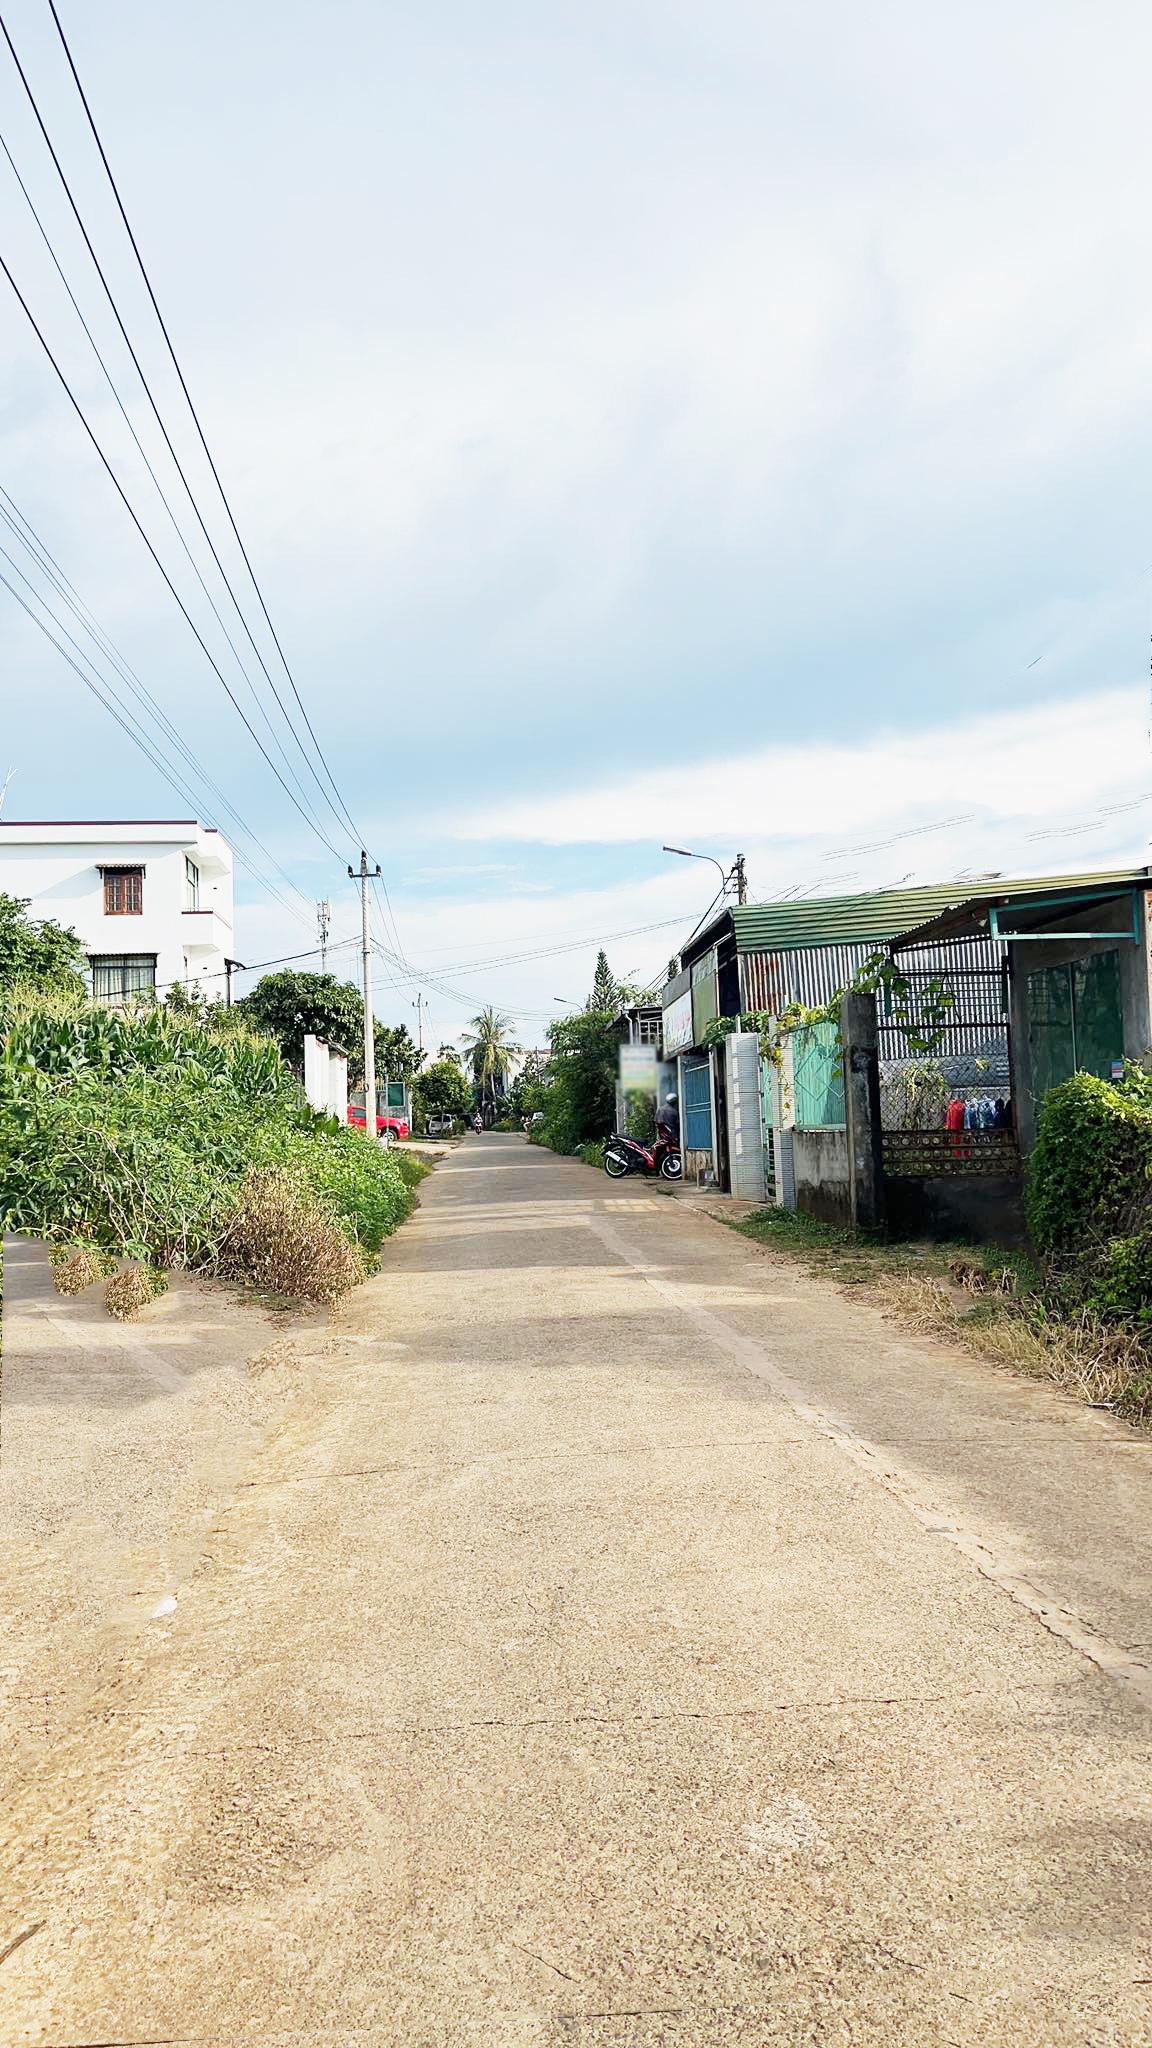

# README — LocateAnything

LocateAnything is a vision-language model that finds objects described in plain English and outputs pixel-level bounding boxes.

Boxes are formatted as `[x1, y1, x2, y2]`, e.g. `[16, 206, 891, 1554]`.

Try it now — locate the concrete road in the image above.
[2, 1136, 1152, 2045]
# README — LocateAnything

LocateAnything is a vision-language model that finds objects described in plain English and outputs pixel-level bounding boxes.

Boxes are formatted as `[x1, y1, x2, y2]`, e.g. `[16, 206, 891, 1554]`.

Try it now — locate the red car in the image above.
[347, 1107, 410, 1141]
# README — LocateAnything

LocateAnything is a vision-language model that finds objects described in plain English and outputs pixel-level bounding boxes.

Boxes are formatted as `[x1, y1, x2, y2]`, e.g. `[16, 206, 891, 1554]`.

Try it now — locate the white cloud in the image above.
[444, 688, 1151, 857]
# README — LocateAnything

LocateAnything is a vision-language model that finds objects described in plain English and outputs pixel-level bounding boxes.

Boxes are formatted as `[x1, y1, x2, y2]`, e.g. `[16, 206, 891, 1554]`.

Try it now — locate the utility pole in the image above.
[734, 854, 748, 906]
[412, 991, 425, 1055]
[348, 852, 381, 1136]
[317, 898, 332, 974]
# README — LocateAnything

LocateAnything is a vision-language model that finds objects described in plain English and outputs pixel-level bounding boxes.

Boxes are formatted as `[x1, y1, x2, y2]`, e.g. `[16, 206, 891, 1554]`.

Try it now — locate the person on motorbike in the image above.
[473, 1113, 483, 1134]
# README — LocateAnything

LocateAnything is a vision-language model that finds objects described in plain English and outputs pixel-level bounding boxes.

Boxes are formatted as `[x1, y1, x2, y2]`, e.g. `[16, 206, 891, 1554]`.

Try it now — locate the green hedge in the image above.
[1027, 1070, 1152, 1317]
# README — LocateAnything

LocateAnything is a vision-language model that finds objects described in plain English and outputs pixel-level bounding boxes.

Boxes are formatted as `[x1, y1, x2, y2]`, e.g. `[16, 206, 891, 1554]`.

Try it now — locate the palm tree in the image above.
[460, 1007, 519, 1116]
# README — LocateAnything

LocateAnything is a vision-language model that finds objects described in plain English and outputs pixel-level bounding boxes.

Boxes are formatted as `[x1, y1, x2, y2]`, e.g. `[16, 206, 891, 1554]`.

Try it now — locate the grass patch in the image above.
[732, 1206, 1151, 1426]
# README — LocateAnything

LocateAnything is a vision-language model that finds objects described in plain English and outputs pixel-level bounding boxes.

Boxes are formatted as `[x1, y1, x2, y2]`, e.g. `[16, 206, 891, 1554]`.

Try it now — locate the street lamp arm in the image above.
[662, 844, 729, 885]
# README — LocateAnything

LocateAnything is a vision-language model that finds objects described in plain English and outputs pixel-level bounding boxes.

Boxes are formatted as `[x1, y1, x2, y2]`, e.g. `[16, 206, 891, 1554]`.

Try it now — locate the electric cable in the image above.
[0, 531, 316, 927]
[0, 123, 329, 827]
[0, 561, 314, 929]
[0, 242, 348, 857]
[0, 7, 350, 845]
[0, 484, 316, 918]
[45, 0, 366, 850]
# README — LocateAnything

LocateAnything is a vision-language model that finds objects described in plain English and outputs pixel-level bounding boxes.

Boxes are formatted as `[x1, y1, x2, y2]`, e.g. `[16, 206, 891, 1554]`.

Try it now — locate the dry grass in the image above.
[105, 1268, 152, 1320]
[217, 1168, 364, 1305]
[52, 1248, 103, 1295]
[869, 1269, 1152, 1426]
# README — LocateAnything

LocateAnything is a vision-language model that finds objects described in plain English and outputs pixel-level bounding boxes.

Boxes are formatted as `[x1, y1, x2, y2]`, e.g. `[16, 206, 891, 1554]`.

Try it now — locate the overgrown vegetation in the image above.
[0, 982, 415, 1304]
[731, 1201, 1152, 1429]
[1026, 1069, 1152, 1320]
[528, 954, 658, 1156]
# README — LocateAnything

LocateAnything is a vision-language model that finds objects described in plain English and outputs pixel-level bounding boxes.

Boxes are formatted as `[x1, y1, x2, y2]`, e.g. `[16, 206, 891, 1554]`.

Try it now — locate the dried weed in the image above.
[218, 1168, 364, 1305]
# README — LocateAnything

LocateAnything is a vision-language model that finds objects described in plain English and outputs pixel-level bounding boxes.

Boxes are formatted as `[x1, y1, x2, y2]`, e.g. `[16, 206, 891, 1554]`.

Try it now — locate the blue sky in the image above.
[2, 0, 1152, 1044]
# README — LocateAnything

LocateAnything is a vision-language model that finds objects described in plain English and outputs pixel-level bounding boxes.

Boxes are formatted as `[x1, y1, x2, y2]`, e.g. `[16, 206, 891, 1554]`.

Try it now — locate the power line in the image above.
[0, 487, 316, 920]
[0, 122, 329, 830]
[0, 241, 349, 858]
[0, 8, 349, 847]
[0, 560, 314, 932]
[44, 0, 365, 851]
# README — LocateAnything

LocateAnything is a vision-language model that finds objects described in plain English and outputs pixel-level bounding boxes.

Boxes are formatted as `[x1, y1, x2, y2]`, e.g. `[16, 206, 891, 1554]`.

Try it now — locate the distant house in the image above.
[0, 819, 235, 1004]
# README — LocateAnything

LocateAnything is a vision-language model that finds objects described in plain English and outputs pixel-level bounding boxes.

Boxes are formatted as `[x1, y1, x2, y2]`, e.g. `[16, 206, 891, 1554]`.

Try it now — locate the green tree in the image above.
[537, 1010, 622, 1152]
[375, 1022, 423, 1090]
[414, 1057, 473, 1126]
[460, 1006, 519, 1110]
[0, 893, 87, 996]
[235, 971, 366, 1079]
[588, 949, 618, 1013]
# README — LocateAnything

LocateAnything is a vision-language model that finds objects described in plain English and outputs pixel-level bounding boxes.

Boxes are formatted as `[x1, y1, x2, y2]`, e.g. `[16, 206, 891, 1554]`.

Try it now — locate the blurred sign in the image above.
[662, 990, 693, 1055]
[619, 1043, 659, 1093]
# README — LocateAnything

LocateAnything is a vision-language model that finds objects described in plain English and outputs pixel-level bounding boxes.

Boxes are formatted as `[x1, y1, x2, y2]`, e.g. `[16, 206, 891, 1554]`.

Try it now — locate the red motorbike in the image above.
[603, 1121, 682, 1181]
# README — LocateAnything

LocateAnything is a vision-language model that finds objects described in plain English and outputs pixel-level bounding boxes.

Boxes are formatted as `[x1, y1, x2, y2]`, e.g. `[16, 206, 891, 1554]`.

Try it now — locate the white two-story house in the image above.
[0, 819, 235, 1003]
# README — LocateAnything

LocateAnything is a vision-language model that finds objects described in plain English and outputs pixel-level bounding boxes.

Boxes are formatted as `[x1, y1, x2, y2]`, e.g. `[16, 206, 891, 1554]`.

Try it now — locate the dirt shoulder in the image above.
[0, 1233, 332, 1792]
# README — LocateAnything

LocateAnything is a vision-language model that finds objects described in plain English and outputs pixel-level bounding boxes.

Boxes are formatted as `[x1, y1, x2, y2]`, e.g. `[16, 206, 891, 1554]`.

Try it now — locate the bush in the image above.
[0, 1000, 413, 1285]
[216, 1167, 365, 1303]
[1027, 1072, 1152, 1258]
[577, 1140, 606, 1170]
[1027, 1071, 1152, 1319]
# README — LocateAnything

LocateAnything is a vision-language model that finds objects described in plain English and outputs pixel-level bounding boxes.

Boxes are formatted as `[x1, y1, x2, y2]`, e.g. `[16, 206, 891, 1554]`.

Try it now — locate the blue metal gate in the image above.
[683, 1056, 713, 1150]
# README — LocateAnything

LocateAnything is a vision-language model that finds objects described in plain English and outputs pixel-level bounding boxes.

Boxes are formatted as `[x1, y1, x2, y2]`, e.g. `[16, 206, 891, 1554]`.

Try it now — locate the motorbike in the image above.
[603, 1121, 682, 1181]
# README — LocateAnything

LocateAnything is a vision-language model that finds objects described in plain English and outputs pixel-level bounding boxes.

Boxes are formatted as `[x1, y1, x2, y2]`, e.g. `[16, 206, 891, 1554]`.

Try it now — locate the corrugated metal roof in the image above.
[887, 867, 1151, 949]
[713, 867, 1151, 957]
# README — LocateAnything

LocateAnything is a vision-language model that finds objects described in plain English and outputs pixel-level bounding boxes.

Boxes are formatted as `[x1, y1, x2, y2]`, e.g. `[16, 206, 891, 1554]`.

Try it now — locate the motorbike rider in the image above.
[473, 1112, 483, 1134]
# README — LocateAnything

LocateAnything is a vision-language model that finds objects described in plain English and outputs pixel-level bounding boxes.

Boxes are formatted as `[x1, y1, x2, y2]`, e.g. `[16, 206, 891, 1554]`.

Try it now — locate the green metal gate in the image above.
[1027, 951, 1123, 1108]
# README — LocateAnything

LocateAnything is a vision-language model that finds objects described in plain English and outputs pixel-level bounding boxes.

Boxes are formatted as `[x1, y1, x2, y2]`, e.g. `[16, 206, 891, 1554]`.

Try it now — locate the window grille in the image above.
[102, 866, 143, 915]
[90, 954, 157, 1004]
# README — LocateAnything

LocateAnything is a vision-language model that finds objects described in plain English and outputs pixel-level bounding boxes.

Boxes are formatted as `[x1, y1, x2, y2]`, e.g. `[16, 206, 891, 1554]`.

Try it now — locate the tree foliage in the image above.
[535, 1009, 622, 1153]
[234, 970, 424, 1089]
[414, 1056, 473, 1125]
[235, 971, 366, 1076]
[460, 1006, 519, 1106]
[588, 949, 618, 1013]
[0, 893, 87, 995]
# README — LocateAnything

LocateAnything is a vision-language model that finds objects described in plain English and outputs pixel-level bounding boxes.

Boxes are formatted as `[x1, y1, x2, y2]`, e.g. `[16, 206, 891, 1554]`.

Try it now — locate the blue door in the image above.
[683, 1057, 713, 1150]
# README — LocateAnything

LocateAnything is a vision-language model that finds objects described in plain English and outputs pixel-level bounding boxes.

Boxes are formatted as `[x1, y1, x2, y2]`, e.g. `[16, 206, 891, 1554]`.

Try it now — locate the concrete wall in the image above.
[793, 1127, 852, 1225]
[885, 1175, 1028, 1249]
[0, 821, 234, 1000]
[1010, 892, 1151, 1152]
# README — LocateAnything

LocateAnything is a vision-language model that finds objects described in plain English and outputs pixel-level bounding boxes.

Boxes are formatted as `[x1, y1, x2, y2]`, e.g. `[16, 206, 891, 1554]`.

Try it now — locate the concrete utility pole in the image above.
[734, 855, 748, 906]
[348, 853, 381, 1136]
[317, 898, 332, 974]
[412, 991, 425, 1055]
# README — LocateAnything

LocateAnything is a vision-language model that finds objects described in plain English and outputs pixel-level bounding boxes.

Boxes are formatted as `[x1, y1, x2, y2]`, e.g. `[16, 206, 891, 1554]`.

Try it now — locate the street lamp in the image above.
[662, 845, 747, 905]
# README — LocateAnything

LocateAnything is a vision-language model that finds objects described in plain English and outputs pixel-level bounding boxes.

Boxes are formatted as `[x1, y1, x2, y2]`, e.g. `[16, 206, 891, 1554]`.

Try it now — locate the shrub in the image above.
[577, 1140, 606, 1170]
[1027, 1072, 1152, 1258]
[0, 1000, 413, 1284]
[53, 1247, 104, 1294]
[216, 1168, 365, 1303]
[105, 1266, 169, 1320]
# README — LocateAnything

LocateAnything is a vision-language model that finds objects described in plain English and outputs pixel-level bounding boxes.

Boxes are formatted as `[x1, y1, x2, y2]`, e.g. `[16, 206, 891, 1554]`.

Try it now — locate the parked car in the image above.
[426, 1114, 457, 1135]
[346, 1107, 410, 1141]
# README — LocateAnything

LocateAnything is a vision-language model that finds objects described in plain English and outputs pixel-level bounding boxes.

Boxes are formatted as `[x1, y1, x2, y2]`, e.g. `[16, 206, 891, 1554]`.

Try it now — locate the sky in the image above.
[2, 0, 1152, 1048]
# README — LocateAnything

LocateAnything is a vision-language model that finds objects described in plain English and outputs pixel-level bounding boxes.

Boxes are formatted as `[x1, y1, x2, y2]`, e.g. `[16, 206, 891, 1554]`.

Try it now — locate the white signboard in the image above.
[619, 1043, 658, 1093]
[662, 990, 694, 1056]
